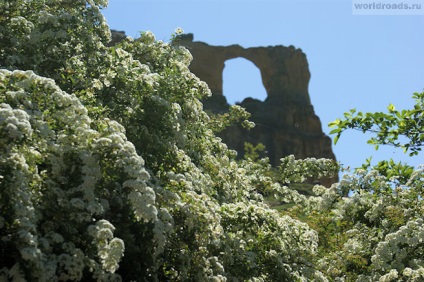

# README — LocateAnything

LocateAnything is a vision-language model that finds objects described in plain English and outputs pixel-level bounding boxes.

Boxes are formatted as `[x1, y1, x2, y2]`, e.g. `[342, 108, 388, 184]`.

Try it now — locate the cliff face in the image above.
[178, 35, 311, 108]
[108, 30, 126, 46]
[110, 31, 337, 184]
[177, 35, 336, 176]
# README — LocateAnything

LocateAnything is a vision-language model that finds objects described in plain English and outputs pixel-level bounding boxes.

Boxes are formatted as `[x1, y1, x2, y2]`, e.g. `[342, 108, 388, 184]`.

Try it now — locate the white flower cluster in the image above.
[0, 69, 159, 280]
[0, 103, 33, 140]
[369, 218, 424, 279]
[88, 220, 124, 273]
[279, 154, 339, 184]
[218, 202, 324, 280]
[311, 166, 423, 281]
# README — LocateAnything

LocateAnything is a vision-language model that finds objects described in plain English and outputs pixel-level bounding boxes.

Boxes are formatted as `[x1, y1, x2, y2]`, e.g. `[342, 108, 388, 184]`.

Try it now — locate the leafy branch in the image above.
[329, 92, 424, 156]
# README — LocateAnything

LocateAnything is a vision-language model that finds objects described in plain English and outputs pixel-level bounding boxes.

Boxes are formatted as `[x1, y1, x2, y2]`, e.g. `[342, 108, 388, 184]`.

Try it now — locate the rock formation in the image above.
[110, 31, 337, 184]
[176, 35, 336, 172]
[108, 30, 127, 46]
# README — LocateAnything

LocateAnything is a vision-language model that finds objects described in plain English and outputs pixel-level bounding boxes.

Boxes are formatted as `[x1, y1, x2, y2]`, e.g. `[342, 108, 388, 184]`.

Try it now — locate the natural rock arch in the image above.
[223, 58, 267, 104]
[177, 34, 337, 185]
[109, 31, 337, 184]
[177, 34, 311, 107]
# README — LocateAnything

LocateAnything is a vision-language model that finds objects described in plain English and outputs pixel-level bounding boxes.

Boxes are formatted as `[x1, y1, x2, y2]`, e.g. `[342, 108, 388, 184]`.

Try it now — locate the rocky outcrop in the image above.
[177, 35, 336, 176]
[110, 31, 337, 184]
[108, 30, 127, 46]
[178, 36, 311, 109]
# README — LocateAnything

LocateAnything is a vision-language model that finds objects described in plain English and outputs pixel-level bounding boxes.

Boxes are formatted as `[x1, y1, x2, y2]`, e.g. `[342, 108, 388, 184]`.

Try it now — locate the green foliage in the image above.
[294, 92, 424, 281]
[360, 157, 415, 184]
[278, 155, 339, 185]
[289, 166, 424, 281]
[208, 105, 255, 134]
[243, 142, 266, 162]
[329, 92, 424, 156]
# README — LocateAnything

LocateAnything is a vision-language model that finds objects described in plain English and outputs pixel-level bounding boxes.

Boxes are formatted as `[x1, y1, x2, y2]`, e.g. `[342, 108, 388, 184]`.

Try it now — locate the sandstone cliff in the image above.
[177, 35, 336, 172]
[110, 31, 337, 184]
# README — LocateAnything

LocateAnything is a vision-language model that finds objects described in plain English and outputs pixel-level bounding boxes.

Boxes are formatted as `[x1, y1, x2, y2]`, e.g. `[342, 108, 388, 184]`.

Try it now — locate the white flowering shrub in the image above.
[1, 0, 422, 281]
[305, 143, 424, 281]
[0, 1, 326, 281]
[0, 69, 161, 280]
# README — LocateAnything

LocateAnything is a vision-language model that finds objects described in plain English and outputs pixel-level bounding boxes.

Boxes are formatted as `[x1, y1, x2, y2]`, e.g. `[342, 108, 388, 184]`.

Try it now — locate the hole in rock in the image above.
[223, 58, 267, 105]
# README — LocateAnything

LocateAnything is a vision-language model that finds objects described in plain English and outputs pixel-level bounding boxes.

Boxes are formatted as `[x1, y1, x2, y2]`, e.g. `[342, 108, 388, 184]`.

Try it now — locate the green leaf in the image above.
[333, 135, 339, 145]
[328, 119, 341, 127]
[329, 128, 341, 135]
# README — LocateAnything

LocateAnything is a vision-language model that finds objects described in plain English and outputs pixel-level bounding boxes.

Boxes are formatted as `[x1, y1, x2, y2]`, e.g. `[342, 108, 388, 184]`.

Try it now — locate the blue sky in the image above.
[102, 0, 424, 170]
